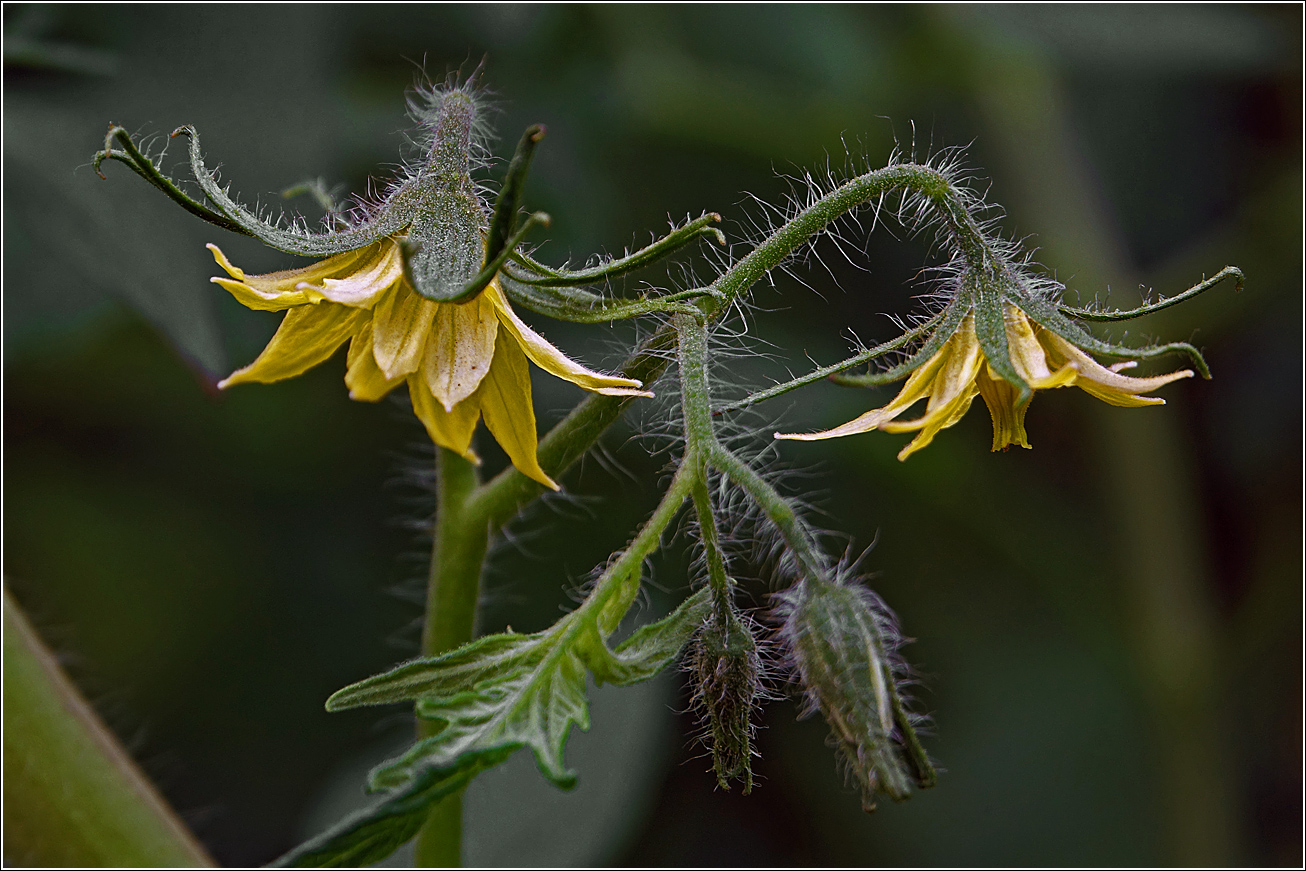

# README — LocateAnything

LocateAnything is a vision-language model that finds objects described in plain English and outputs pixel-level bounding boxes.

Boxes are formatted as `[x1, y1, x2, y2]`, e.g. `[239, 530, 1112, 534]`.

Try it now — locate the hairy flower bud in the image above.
[688, 607, 764, 793]
[779, 579, 935, 811]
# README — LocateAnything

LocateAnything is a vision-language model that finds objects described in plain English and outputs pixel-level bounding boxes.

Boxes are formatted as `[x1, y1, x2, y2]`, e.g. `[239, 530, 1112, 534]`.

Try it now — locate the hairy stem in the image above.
[707, 163, 991, 314]
[588, 456, 699, 636]
[674, 312, 735, 612]
[708, 445, 828, 587]
[415, 448, 488, 868]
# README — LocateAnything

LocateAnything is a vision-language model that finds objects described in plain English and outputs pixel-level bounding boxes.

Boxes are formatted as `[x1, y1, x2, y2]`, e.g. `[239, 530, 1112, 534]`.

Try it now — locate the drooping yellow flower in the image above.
[777, 304, 1193, 460]
[210, 239, 650, 490]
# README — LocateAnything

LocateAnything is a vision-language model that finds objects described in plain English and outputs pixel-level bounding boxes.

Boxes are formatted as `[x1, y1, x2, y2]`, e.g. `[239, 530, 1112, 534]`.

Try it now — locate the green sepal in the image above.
[505, 213, 723, 287]
[1009, 279, 1212, 378]
[828, 301, 966, 388]
[172, 125, 410, 256]
[92, 125, 253, 237]
[972, 276, 1030, 404]
[501, 277, 713, 323]
[432, 211, 550, 304]
[485, 125, 545, 270]
[1057, 266, 1243, 322]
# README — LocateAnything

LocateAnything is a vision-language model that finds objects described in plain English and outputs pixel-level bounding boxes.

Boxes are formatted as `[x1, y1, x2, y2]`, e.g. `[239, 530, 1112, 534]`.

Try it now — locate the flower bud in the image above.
[688, 607, 763, 793]
[780, 579, 935, 810]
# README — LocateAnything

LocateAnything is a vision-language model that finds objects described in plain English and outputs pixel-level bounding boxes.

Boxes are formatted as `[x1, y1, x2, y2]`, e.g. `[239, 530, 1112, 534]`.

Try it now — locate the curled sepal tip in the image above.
[485, 123, 547, 270]
[1056, 266, 1244, 322]
[92, 124, 253, 236]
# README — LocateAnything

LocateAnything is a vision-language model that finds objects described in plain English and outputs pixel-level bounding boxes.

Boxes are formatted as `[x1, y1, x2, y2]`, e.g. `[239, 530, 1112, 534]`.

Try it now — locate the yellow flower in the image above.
[209, 239, 650, 490]
[776, 304, 1193, 461]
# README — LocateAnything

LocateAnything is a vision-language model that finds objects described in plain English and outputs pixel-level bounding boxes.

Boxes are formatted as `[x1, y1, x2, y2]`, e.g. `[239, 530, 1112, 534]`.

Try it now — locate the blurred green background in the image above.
[4, 3, 1300, 866]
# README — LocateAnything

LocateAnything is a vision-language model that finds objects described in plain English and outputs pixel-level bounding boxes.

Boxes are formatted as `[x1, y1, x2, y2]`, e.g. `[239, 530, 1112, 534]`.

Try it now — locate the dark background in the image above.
[4, 4, 1301, 866]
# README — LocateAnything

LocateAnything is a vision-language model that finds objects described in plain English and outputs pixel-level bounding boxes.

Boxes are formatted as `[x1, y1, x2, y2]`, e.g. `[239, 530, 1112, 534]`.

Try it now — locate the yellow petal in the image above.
[895, 386, 979, 461]
[305, 243, 405, 308]
[1038, 330, 1194, 407]
[408, 376, 481, 463]
[1003, 305, 1063, 388]
[976, 363, 1031, 451]
[921, 316, 983, 414]
[486, 282, 651, 397]
[423, 294, 499, 411]
[345, 328, 405, 402]
[475, 333, 559, 491]
[207, 243, 370, 312]
[774, 325, 954, 441]
[372, 284, 438, 379]
[879, 319, 983, 460]
[219, 303, 366, 389]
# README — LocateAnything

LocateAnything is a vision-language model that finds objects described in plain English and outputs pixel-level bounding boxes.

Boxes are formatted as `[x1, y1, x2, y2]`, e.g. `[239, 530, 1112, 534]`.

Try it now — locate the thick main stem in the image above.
[415, 448, 488, 868]
[4, 589, 214, 867]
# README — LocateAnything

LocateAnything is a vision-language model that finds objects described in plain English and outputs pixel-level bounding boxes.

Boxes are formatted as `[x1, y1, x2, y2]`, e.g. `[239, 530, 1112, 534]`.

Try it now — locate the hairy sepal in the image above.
[781, 580, 935, 811]
[289, 589, 709, 867]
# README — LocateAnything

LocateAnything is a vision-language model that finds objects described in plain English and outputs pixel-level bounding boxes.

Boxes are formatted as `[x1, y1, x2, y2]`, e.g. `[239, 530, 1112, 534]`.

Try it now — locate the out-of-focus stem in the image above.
[3, 587, 214, 867]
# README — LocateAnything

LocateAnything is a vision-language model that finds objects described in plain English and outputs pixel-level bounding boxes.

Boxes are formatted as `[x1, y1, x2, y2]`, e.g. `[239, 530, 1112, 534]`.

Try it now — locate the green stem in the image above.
[673, 312, 829, 589]
[588, 457, 700, 636]
[707, 163, 991, 314]
[3, 588, 214, 867]
[414, 448, 488, 868]
[472, 163, 992, 530]
[708, 445, 828, 586]
[690, 475, 731, 608]
[674, 312, 735, 614]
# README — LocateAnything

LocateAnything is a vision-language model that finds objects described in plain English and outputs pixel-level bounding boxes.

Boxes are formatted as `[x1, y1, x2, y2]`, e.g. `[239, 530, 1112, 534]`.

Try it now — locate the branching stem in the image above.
[673, 313, 830, 593]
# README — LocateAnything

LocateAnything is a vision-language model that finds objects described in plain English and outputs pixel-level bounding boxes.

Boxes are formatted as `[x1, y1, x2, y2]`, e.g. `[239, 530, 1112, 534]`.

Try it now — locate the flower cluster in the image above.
[209, 239, 648, 490]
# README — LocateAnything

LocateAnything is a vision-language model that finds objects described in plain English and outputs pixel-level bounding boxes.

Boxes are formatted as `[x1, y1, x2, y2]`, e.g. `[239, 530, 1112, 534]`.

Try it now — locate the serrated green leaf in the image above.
[308, 587, 708, 868]
[381, 639, 590, 791]
[324, 632, 540, 711]
[271, 746, 513, 868]
[597, 587, 712, 684]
